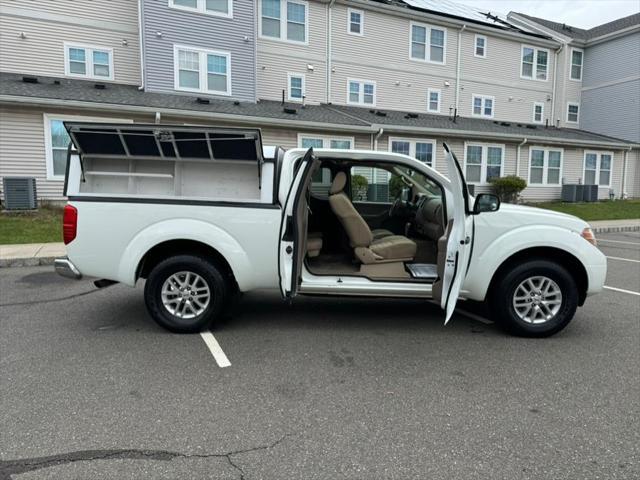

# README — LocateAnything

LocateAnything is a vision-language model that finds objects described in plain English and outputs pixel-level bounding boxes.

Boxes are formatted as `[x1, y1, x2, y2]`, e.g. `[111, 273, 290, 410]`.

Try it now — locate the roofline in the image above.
[343, 0, 559, 48]
[507, 13, 575, 44]
[1, 94, 636, 149]
[0, 94, 374, 134]
[586, 24, 640, 46]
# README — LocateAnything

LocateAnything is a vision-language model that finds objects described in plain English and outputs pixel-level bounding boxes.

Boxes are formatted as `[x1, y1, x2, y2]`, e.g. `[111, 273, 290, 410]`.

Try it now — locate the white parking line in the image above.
[598, 239, 640, 246]
[604, 286, 640, 296]
[200, 331, 231, 368]
[606, 256, 640, 264]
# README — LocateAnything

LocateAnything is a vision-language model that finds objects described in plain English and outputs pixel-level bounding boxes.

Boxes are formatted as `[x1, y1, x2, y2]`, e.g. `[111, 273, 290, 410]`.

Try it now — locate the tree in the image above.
[351, 174, 368, 201]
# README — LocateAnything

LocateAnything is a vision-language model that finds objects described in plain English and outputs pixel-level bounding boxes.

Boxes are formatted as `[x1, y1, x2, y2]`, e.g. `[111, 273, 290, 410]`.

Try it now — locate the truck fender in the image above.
[463, 224, 603, 301]
[117, 219, 253, 290]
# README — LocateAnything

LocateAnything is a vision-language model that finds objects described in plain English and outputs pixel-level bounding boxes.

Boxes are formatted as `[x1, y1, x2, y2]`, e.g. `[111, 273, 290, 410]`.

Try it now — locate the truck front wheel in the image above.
[489, 259, 579, 337]
[144, 255, 229, 333]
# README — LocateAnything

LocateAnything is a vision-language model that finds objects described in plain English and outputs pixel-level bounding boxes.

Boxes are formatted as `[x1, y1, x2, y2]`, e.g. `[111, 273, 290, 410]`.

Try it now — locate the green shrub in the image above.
[489, 175, 527, 203]
[351, 174, 368, 201]
[389, 175, 404, 198]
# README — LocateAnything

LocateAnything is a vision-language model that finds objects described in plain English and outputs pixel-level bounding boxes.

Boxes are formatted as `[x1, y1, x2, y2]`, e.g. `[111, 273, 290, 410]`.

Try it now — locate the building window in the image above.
[529, 147, 562, 185]
[521, 45, 549, 81]
[567, 102, 579, 123]
[348, 8, 363, 35]
[43, 114, 131, 180]
[570, 48, 583, 81]
[464, 143, 504, 184]
[474, 35, 486, 58]
[347, 79, 375, 106]
[410, 22, 446, 64]
[64, 43, 113, 80]
[472, 94, 494, 118]
[389, 138, 436, 167]
[260, 0, 307, 43]
[287, 73, 305, 101]
[533, 102, 544, 124]
[299, 135, 354, 149]
[584, 151, 612, 186]
[169, 0, 232, 18]
[174, 45, 231, 95]
[427, 89, 441, 113]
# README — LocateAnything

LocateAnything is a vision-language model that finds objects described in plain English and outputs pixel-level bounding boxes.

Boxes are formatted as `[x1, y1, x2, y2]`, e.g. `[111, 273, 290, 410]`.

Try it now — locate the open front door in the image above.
[433, 143, 473, 324]
[279, 148, 320, 298]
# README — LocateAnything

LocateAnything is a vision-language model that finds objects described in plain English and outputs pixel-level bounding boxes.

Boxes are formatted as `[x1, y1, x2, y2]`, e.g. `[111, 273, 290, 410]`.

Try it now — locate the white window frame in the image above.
[471, 94, 495, 119]
[173, 44, 231, 96]
[427, 88, 441, 113]
[474, 34, 487, 58]
[583, 151, 613, 187]
[297, 134, 355, 150]
[463, 142, 505, 185]
[388, 137, 437, 168]
[347, 78, 376, 106]
[570, 47, 583, 81]
[168, 0, 233, 19]
[566, 102, 580, 124]
[520, 45, 550, 82]
[258, 0, 309, 45]
[43, 113, 132, 181]
[63, 43, 114, 81]
[409, 21, 447, 65]
[347, 8, 364, 36]
[528, 146, 563, 185]
[287, 72, 305, 102]
[532, 102, 545, 124]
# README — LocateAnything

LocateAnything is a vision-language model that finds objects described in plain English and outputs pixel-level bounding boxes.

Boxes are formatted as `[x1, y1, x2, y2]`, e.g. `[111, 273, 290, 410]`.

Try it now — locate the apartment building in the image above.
[0, 0, 638, 202]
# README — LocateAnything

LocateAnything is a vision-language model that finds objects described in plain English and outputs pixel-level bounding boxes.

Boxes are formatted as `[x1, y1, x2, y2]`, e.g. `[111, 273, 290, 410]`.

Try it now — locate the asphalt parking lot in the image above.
[1, 232, 639, 480]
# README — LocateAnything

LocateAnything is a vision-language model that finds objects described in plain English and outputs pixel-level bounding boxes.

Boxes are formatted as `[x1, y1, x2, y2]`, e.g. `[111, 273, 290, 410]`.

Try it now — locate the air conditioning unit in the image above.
[583, 184, 598, 202]
[2, 177, 37, 210]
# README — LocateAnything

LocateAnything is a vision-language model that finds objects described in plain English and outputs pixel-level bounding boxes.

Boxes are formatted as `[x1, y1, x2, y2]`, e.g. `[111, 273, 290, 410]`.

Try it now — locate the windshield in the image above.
[391, 165, 441, 197]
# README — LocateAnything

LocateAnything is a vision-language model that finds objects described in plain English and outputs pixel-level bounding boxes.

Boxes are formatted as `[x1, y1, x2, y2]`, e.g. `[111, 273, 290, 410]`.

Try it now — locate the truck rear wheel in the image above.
[144, 255, 229, 333]
[489, 259, 578, 337]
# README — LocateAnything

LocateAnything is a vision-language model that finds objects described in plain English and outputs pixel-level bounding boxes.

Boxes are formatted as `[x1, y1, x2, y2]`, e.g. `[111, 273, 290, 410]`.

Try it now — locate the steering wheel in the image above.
[389, 197, 403, 218]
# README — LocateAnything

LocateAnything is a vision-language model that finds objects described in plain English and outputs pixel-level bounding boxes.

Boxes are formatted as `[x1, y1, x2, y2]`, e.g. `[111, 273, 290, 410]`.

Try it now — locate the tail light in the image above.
[63, 205, 78, 245]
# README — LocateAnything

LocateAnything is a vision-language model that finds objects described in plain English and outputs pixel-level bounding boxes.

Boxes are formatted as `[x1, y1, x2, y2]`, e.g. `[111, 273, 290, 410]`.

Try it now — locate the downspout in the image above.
[454, 24, 466, 114]
[137, 0, 145, 90]
[550, 43, 563, 125]
[326, 0, 336, 103]
[373, 127, 384, 151]
[516, 137, 527, 178]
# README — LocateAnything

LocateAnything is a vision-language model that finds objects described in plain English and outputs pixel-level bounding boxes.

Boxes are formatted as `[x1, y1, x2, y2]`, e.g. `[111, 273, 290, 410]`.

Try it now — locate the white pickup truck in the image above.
[55, 123, 606, 337]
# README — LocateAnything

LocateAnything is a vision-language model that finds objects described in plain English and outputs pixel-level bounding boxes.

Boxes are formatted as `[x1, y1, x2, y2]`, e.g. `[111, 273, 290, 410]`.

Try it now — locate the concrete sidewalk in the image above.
[0, 243, 66, 267]
[0, 218, 638, 268]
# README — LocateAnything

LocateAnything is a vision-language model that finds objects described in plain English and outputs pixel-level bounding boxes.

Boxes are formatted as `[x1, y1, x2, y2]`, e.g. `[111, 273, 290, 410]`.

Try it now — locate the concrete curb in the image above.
[0, 256, 57, 268]
[591, 225, 640, 234]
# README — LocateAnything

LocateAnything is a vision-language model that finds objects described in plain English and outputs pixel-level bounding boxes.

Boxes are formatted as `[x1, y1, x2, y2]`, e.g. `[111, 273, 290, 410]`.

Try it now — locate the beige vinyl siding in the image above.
[330, 4, 456, 110]
[553, 46, 582, 129]
[459, 29, 554, 124]
[627, 149, 640, 198]
[257, 54, 327, 104]
[0, 13, 140, 85]
[0, 107, 148, 200]
[257, 0, 327, 103]
[2, 0, 140, 25]
[260, 127, 371, 149]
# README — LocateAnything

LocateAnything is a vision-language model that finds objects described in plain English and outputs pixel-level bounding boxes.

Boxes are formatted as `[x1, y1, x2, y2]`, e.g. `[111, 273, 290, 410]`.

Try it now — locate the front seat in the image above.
[329, 172, 417, 264]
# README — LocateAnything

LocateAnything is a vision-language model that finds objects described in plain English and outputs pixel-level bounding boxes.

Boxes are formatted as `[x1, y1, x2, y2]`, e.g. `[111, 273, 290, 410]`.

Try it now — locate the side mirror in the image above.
[473, 193, 500, 214]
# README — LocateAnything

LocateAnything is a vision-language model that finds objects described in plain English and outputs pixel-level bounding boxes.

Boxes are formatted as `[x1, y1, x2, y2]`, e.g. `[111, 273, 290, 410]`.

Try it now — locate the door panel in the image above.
[353, 201, 392, 229]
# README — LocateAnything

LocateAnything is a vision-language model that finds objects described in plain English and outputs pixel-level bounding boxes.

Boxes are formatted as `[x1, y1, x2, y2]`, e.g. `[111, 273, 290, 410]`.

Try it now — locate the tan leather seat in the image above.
[328, 172, 416, 264]
[307, 232, 323, 258]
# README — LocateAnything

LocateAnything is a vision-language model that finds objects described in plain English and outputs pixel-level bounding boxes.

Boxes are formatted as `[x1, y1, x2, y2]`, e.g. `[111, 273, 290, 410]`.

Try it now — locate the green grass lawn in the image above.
[0, 206, 63, 245]
[533, 199, 640, 221]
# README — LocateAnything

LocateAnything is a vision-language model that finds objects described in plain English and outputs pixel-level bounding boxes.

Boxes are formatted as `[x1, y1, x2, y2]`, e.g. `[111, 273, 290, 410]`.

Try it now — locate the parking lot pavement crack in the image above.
[0, 434, 295, 480]
[0, 288, 101, 308]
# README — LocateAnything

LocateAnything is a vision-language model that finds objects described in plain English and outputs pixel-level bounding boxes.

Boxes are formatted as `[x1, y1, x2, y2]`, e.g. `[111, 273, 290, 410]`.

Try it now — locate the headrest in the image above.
[330, 171, 347, 194]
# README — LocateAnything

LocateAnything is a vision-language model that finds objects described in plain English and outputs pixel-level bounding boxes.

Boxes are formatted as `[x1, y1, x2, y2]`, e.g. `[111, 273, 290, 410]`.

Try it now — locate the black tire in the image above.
[489, 259, 578, 338]
[144, 255, 229, 333]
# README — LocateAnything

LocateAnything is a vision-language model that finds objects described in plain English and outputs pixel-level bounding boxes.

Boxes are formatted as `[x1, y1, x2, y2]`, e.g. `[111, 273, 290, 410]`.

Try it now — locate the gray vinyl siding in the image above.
[580, 33, 640, 143]
[142, 0, 256, 102]
[0, 1, 140, 85]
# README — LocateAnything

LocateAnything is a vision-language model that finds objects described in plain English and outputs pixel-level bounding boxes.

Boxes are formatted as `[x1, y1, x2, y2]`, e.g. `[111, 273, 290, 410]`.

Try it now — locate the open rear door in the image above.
[433, 143, 473, 324]
[278, 148, 320, 298]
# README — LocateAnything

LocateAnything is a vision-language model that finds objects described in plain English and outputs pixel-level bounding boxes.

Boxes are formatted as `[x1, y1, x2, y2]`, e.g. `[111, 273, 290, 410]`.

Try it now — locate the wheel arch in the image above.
[487, 247, 589, 306]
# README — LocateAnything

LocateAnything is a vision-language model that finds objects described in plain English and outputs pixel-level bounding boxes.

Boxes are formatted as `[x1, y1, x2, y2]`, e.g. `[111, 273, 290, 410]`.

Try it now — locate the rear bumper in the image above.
[54, 257, 82, 280]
